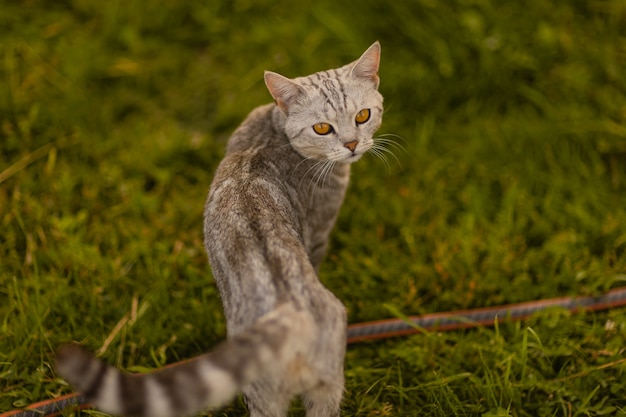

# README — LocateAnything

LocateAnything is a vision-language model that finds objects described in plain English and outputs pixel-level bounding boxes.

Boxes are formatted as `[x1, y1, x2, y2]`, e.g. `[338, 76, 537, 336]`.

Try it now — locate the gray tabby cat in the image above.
[56, 41, 383, 417]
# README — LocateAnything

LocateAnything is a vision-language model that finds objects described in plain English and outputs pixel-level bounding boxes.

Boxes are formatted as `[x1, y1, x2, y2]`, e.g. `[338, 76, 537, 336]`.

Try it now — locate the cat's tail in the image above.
[55, 303, 312, 417]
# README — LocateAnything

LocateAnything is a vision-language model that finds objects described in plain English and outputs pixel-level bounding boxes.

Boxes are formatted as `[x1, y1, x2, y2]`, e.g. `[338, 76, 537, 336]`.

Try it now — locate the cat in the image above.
[56, 41, 383, 417]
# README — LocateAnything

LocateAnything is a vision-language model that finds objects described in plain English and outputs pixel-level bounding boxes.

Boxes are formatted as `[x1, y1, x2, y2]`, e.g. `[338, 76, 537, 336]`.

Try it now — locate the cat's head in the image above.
[264, 42, 383, 163]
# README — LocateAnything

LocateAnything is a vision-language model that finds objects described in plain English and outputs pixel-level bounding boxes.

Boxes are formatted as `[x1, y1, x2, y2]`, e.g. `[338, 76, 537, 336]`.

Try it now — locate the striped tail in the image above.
[56, 304, 308, 417]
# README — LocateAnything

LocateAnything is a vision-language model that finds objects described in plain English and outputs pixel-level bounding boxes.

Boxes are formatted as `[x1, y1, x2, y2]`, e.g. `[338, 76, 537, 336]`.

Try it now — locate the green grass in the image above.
[1, 0, 626, 416]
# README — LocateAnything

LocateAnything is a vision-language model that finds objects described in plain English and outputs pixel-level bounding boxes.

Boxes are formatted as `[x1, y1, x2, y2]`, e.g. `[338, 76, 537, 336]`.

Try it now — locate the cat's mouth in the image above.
[343, 152, 364, 162]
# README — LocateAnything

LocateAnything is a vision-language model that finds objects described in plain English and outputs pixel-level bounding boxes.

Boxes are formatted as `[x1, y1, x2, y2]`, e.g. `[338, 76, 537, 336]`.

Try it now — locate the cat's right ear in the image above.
[264, 71, 305, 113]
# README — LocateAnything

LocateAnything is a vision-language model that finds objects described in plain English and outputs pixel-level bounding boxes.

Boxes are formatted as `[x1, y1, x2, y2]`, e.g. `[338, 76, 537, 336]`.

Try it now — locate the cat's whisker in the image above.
[312, 159, 336, 204]
[375, 143, 401, 164]
[299, 157, 333, 202]
[321, 161, 336, 188]
[374, 136, 407, 153]
[294, 155, 319, 178]
[312, 160, 332, 187]
[368, 147, 391, 171]
[309, 160, 327, 186]
[293, 152, 328, 188]
[369, 139, 401, 167]
[377, 133, 407, 145]
[375, 133, 405, 143]
[305, 159, 338, 205]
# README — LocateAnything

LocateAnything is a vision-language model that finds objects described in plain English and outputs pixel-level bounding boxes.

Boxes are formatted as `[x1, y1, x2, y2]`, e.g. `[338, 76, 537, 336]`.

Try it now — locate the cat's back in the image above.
[203, 102, 312, 327]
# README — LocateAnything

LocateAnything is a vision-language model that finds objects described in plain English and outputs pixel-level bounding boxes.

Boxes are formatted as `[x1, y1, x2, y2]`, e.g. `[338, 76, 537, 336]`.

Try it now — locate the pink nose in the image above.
[344, 140, 358, 152]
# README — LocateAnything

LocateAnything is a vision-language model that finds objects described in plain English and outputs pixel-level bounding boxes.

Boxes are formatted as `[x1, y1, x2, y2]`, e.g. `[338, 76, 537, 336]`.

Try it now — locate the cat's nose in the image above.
[343, 140, 358, 152]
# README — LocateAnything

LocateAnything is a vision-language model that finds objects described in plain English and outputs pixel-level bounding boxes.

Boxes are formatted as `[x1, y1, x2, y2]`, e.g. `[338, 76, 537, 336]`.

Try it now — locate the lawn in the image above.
[1, 1, 626, 416]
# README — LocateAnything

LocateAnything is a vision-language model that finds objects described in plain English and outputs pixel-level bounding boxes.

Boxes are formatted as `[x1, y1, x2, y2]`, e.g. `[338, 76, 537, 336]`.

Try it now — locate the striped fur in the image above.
[56, 42, 384, 417]
[56, 304, 313, 417]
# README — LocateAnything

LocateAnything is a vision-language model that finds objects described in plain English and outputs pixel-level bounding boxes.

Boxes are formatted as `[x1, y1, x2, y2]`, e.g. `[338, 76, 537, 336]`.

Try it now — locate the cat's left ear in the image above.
[350, 41, 381, 89]
[264, 71, 305, 113]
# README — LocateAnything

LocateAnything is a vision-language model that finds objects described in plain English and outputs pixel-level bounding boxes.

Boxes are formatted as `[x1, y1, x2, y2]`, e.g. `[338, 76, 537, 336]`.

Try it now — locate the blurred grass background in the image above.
[1, 0, 626, 416]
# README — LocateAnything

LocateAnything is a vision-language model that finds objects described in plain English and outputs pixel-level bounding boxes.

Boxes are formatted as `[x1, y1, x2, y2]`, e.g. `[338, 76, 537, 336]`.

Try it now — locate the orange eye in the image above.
[355, 109, 371, 124]
[312, 123, 333, 135]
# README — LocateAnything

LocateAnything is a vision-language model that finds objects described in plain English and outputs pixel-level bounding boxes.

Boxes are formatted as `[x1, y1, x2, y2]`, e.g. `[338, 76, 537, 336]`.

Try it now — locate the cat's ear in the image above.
[264, 71, 305, 113]
[350, 41, 381, 89]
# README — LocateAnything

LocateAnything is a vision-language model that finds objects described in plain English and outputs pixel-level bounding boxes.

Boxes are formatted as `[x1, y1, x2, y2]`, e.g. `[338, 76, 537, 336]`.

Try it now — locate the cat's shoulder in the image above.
[245, 103, 276, 123]
[226, 103, 277, 154]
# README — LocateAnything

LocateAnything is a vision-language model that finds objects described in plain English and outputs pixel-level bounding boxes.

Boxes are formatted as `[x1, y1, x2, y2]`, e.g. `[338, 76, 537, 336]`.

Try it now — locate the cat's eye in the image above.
[312, 123, 333, 135]
[355, 109, 371, 125]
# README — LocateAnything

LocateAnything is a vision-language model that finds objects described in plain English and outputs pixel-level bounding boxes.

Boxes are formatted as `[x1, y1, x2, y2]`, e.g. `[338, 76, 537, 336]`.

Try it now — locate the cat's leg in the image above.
[244, 380, 291, 417]
[301, 288, 347, 417]
[301, 378, 344, 417]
